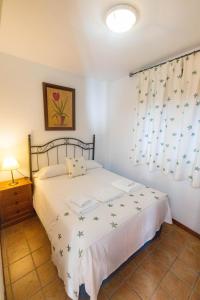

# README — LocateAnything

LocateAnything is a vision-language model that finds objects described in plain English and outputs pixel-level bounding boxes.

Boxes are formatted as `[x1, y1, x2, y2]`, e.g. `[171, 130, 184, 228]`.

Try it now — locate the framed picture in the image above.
[42, 82, 75, 130]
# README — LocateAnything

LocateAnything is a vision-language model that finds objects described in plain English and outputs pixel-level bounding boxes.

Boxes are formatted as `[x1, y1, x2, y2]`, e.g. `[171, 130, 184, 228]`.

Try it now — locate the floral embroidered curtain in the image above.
[130, 52, 200, 187]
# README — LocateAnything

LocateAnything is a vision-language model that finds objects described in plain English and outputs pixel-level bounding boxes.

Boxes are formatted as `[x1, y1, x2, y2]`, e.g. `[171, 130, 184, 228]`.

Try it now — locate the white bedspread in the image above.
[33, 168, 172, 300]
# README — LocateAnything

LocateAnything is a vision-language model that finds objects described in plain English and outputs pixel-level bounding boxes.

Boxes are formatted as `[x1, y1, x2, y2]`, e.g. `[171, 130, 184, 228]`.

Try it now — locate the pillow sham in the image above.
[35, 164, 66, 179]
[66, 157, 86, 178]
[85, 160, 102, 170]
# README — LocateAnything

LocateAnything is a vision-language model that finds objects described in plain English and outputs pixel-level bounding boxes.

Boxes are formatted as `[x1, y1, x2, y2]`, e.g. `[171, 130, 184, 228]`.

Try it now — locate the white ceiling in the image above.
[0, 0, 200, 80]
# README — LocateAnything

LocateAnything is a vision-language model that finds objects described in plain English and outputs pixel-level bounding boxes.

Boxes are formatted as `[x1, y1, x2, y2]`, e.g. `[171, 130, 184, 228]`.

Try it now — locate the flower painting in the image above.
[43, 83, 75, 130]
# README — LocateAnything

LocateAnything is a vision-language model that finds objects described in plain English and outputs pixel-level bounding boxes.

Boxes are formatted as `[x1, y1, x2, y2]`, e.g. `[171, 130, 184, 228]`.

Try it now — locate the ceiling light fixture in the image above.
[106, 4, 137, 33]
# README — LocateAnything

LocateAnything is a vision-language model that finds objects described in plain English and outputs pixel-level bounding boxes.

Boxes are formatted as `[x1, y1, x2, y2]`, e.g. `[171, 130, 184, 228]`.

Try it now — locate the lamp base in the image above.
[9, 181, 18, 186]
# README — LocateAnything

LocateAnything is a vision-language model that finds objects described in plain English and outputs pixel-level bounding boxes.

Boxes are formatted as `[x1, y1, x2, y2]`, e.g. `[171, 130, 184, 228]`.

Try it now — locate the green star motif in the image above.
[67, 244, 71, 252]
[59, 249, 63, 257]
[120, 204, 125, 207]
[136, 207, 142, 211]
[110, 222, 118, 229]
[58, 234, 62, 239]
[64, 212, 69, 216]
[93, 217, 99, 221]
[79, 216, 85, 221]
[79, 249, 83, 258]
[67, 272, 71, 279]
[111, 213, 117, 217]
[77, 231, 84, 238]
[108, 203, 113, 207]
[74, 291, 78, 298]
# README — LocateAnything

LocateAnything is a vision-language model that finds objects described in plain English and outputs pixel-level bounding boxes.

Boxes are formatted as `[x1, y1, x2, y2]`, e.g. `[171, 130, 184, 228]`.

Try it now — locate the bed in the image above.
[28, 134, 172, 300]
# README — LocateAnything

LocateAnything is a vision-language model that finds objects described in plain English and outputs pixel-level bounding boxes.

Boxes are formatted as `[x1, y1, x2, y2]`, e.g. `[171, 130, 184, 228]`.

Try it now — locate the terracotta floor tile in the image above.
[4, 231, 26, 249]
[4, 266, 10, 285]
[5, 284, 13, 300]
[10, 254, 34, 283]
[7, 240, 30, 264]
[127, 267, 158, 299]
[160, 271, 192, 300]
[12, 270, 41, 300]
[110, 282, 141, 300]
[32, 244, 51, 267]
[24, 223, 46, 240]
[195, 277, 200, 295]
[190, 290, 200, 300]
[117, 259, 137, 279]
[171, 258, 199, 286]
[97, 289, 108, 300]
[132, 248, 150, 266]
[2, 245, 8, 266]
[42, 278, 69, 300]
[30, 290, 45, 300]
[141, 255, 168, 282]
[161, 223, 174, 235]
[28, 232, 50, 252]
[102, 273, 124, 297]
[149, 247, 176, 267]
[37, 260, 58, 287]
[151, 286, 173, 300]
[179, 247, 200, 272]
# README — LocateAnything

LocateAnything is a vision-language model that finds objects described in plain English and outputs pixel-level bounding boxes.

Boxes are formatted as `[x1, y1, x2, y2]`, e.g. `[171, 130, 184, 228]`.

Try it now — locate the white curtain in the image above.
[130, 52, 200, 187]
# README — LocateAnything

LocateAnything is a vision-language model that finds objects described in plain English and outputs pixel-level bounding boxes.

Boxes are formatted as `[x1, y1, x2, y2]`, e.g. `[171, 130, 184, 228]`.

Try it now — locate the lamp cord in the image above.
[16, 169, 28, 178]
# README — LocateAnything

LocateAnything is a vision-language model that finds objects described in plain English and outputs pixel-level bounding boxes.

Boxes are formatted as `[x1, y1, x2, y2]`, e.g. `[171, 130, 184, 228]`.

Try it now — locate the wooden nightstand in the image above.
[0, 178, 35, 228]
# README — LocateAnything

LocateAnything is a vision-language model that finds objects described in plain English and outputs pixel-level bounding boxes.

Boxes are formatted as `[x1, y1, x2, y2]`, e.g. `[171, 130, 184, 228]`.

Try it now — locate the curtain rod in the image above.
[129, 48, 200, 78]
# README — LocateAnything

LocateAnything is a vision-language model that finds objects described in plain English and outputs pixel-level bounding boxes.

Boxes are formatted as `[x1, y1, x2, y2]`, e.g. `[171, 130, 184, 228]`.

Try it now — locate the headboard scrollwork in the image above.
[28, 135, 95, 181]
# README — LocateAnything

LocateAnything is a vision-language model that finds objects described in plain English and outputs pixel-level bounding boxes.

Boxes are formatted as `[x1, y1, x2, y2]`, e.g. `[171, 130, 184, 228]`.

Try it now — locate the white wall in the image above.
[106, 76, 200, 234]
[0, 52, 107, 181]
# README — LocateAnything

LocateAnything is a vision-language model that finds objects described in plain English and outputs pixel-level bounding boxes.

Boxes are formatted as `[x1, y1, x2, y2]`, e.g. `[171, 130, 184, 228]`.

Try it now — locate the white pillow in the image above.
[86, 160, 102, 170]
[36, 164, 66, 179]
[66, 157, 86, 178]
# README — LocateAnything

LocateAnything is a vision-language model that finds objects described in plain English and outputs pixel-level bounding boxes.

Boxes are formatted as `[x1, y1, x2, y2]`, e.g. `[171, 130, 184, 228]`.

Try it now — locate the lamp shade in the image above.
[2, 156, 19, 171]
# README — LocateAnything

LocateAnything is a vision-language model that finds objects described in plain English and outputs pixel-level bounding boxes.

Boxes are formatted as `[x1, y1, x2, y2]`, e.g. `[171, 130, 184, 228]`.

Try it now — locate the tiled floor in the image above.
[1, 216, 200, 300]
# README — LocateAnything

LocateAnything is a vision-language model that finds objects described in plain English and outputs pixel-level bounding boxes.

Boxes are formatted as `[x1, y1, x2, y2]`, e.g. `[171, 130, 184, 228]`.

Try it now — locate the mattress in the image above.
[33, 167, 172, 300]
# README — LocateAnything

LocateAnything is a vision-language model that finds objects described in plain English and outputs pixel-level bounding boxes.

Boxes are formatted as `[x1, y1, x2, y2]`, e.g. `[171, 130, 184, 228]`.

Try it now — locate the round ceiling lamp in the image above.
[106, 4, 137, 33]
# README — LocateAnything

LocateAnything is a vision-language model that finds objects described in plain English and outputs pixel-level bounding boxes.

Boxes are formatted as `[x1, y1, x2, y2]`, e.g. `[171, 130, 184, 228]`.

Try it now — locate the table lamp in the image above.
[2, 156, 19, 185]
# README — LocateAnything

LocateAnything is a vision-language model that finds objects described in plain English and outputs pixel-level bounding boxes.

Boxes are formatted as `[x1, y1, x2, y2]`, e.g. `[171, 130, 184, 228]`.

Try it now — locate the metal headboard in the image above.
[28, 134, 95, 182]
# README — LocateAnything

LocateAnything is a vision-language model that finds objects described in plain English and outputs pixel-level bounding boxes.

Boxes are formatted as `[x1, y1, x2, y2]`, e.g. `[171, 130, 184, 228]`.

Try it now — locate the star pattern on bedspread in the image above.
[136, 207, 142, 211]
[77, 231, 84, 238]
[111, 213, 117, 217]
[110, 222, 118, 228]
[50, 186, 167, 300]
[79, 249, 83, 258]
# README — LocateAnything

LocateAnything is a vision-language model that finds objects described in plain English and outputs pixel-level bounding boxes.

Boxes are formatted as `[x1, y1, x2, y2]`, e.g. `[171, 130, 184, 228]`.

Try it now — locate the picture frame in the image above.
[42, 82, 75, 130]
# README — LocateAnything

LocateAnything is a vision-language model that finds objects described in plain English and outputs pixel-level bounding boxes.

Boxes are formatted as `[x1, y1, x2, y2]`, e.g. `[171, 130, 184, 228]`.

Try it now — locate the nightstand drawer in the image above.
[2, 200, 33, 220]
[1, 185, 31, 198]
[2, 191, 31, 207]
[0, 178, 34, 227]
